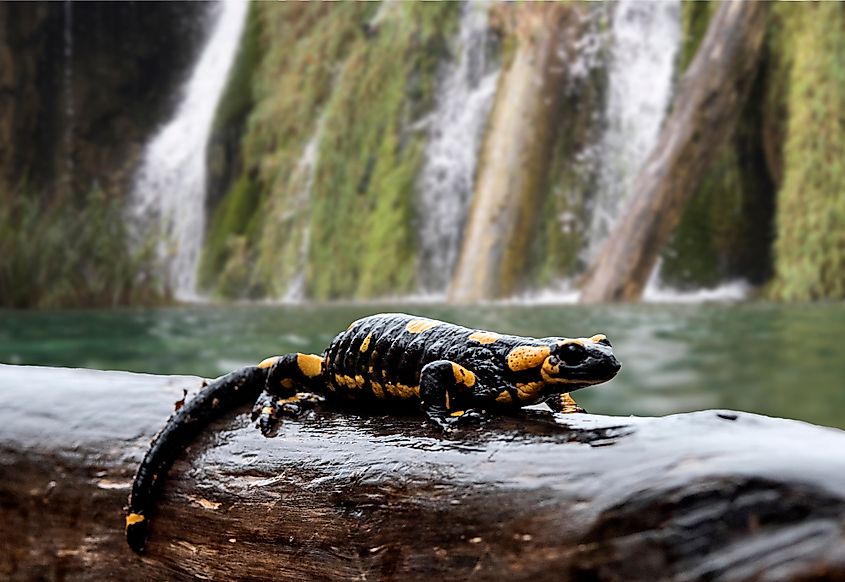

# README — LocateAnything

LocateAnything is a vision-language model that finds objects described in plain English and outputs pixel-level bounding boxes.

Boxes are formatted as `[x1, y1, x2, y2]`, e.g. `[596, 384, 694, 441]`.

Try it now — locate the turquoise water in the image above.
[2, 303, 844, 429]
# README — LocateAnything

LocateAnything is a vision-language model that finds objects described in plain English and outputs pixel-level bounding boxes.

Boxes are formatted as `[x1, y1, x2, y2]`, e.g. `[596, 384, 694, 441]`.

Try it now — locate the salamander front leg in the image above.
[419, 360, 488, 431]
[251, 353, 325, 437]
[546, 392, 587, 414]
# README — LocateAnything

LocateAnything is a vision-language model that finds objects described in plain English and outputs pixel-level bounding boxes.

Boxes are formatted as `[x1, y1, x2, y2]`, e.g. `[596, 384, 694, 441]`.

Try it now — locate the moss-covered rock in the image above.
[659, 1, 775, 290]
[304, 2, 457, 300]
[202, 2, 458, 300]
[769, 3, 845, 301]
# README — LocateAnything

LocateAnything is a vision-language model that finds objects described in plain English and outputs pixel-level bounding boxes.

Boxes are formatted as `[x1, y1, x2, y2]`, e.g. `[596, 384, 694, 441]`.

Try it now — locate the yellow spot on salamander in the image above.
[355, 374, 365, 387]
[495, 391, 513, 404]
[261, 406, 274, 415]
[334, 374, 358, 389]
[280, 378, 294, 389]
[450, 410, 465, 417]
[360, 334, 372, 352]
[451, 363, 476, 388]
[297, 353, 324, 378]
[386, 383, 418, 399]
[468, 331, 500, 344]
[590, 334, 607, 343]
[516, 381, 545, 402]
[557, 338, 585, 347]
[125, 513, 145, 529]
[371, 381, 386, 399]
[507, 346, 551, 372]
[258, 356, 281, 369]
[406, 319, 440, 334]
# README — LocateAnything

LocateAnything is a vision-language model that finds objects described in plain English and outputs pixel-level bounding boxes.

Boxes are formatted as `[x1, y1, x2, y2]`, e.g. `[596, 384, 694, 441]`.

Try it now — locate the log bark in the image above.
[449, 4, 579, 303]
[2, 363, 845, 581]
[579, 2, 770, 303]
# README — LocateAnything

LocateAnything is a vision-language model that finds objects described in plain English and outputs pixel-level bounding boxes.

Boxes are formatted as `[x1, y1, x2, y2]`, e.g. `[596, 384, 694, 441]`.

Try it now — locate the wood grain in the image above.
[1, 364, 844, 581]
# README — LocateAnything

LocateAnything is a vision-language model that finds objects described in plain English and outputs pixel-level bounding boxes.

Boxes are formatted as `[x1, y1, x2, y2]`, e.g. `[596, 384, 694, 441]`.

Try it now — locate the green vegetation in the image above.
[305, 3, 457, 299]
[770, 3, 845, 300]
[201, 2, 458, 300]
[201, 3, 372, 298]
[0, 188, 161, 308]
[201, 3, 459, 299]
[660, 1, 775, 290]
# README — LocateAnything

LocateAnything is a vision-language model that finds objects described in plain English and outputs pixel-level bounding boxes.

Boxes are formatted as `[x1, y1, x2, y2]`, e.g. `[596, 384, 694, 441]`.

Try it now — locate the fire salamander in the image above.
[126, 313, 621, 552]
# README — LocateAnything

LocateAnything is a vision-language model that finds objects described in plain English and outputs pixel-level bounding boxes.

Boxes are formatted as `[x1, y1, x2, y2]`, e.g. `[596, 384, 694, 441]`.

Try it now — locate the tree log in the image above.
[449, 4, 579, 303]
[2, 363, 845, 581]
[579, 2, 770, 303]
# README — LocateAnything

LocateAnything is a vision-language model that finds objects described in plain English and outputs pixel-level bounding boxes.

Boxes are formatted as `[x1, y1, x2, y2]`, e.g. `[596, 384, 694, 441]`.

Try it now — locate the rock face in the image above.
[0, 2, 207, 197]
[1, 363, 844, 581]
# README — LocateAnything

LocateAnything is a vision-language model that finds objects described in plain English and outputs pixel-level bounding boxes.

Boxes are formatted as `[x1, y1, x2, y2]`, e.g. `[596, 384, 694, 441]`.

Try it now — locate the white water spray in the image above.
[583, 0, 681, 263]
[282, 120, 325, 302]
[417, 2, 500, 292]
[130, 0, 248, 299]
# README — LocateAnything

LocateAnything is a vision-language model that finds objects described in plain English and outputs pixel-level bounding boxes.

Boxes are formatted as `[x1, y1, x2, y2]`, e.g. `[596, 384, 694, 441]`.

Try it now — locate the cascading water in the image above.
[282, 119, 325, 302]
[417, 1, 500, 293]
[130, 0, 248, 300]
[583, 0, 682, 263]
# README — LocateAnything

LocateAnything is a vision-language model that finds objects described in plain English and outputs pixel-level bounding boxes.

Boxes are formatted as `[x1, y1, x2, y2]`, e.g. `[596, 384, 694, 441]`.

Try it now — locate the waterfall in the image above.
[282, 119, 325, 302]
[417, 1, 500, 293]
[583, 0, 682, 263]
[130, 0, 248, 300]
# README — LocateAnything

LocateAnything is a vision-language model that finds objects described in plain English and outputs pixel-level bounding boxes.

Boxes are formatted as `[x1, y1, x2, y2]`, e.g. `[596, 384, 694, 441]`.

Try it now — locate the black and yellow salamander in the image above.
[126, 313, 621, 552]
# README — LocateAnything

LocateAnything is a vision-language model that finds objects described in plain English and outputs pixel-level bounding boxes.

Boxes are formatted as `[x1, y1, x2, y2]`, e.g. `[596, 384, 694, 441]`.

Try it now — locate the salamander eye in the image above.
[558, 343, 587, 365]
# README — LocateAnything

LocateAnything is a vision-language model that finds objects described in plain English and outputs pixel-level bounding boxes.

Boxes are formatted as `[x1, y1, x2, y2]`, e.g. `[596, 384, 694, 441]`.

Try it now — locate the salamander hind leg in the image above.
[419, 360, 488, 431]
[252, 353, 325, 437]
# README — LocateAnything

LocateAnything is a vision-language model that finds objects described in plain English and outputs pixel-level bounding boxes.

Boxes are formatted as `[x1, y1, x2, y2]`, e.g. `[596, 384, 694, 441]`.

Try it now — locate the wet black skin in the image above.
[126, 313, 621, 553]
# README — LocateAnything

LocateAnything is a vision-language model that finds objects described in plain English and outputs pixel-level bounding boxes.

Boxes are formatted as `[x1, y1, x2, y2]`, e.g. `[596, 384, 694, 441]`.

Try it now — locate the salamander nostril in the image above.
[558, 343, 587, 366]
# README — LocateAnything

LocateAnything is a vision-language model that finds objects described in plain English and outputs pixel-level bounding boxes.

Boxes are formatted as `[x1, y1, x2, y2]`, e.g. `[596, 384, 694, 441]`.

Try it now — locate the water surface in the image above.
[2, 303, 844, 429]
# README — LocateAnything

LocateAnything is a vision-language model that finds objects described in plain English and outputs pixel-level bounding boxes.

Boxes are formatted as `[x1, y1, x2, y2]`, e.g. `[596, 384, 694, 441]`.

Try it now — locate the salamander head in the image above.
[541, 334, 621, 388]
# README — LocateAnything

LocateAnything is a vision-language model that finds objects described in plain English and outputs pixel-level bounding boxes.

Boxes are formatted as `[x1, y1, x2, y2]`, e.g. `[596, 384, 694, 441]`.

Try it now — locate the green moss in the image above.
[770, 3, 845, 300]
[0, 187, 162, 308]
[203, 3, 374, 298]
[202, 2, 459, 300]
[199, 174, 262, 294]
[292, 2, 458, 300]
[678, 1, 714, 72]
[212, 3, 262, 136]
[661, 148, 746, 288]
[660, 1, 776, 290]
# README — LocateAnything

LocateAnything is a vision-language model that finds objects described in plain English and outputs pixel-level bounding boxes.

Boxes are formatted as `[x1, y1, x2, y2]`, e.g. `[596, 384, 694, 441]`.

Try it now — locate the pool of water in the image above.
[2, 302, 844, 429]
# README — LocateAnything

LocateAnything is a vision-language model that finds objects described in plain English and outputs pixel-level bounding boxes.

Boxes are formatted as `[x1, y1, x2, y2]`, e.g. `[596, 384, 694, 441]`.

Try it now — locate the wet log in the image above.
[2, 363, 845, 581]
[579, 2, 770, 303]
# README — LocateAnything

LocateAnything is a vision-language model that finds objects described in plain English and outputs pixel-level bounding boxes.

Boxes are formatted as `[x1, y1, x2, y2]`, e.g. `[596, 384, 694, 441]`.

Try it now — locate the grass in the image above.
[0, 187, 161, 308]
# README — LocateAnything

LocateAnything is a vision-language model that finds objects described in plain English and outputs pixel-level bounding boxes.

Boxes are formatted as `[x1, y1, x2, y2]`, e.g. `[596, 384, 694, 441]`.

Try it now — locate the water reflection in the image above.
[1, 303, 844, 429]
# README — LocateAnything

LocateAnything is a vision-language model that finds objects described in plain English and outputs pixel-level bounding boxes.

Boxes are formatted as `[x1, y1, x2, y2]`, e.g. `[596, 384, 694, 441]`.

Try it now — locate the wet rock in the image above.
[0, 2, 208, 196]
[1, 364, 844, 581]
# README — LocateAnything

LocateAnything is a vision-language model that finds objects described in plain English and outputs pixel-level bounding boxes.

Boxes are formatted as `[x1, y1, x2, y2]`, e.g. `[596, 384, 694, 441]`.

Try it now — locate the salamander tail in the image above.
[126, 365, 267, 553]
